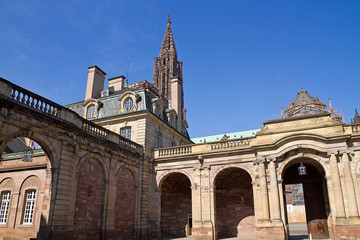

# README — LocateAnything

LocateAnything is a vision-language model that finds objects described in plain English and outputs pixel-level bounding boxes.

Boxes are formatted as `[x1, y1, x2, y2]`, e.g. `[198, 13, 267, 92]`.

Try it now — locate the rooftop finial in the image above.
[167, 12, 171, 25]
[280, 105, 284, 119]
[328, 97, 333, 112]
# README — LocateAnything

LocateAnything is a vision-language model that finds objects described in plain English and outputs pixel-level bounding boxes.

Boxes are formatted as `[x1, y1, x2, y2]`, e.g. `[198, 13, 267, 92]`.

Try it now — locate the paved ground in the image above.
[157, 223, 330, 240]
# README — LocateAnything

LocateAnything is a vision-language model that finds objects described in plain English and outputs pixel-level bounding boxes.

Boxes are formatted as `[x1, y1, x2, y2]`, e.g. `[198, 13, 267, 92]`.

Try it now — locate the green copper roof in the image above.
[191, 129, 261, 144]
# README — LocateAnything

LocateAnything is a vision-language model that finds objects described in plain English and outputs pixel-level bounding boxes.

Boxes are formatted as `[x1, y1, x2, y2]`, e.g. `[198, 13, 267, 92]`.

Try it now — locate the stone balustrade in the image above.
[0, 77, 143, 156]
[351, 124, 360, 133]
[154, 137, 254, 159]
[211, 138, 251, 150]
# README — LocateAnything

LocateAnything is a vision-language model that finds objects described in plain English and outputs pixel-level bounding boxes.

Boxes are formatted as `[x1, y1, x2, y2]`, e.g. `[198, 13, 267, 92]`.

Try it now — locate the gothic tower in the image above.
[153, 13, 183, 102]
[153, 14, 187, 135]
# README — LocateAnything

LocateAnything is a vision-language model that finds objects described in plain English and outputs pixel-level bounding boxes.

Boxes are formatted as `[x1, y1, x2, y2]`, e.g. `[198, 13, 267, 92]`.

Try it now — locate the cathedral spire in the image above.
[167, 12, 171, 25]
[153, 14, 186, 133]
[153, 14, 183, 100]
[160, 12, 176, 57]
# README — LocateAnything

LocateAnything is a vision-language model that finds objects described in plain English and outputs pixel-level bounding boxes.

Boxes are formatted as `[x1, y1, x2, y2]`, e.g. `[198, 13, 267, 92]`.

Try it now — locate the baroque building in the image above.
[0, 15, 360, 240]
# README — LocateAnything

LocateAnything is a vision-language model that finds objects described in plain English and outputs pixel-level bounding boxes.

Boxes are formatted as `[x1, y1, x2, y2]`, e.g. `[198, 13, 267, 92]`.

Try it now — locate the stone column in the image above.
[341, 151, 360, 219]
[268, 159, 281, 223]
[256, 158, 270, 223]
[328, 152, 346, 220]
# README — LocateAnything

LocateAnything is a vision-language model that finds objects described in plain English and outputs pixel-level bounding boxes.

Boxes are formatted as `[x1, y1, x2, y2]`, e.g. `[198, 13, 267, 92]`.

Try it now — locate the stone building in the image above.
[1, 15, 360, 240]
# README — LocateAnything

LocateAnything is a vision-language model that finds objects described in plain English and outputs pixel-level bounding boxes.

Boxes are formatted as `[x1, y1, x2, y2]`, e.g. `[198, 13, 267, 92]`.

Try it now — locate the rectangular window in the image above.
[23, 190, 36, 224]
[120, 127, 131, 140]
[0, 191, 11, 224]
[156, 133, 162, 148]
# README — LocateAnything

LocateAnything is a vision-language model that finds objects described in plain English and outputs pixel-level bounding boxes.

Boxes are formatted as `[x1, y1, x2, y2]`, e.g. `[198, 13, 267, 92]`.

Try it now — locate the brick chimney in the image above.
[108, 75, 125, 92]
[85, 65, 106, 100]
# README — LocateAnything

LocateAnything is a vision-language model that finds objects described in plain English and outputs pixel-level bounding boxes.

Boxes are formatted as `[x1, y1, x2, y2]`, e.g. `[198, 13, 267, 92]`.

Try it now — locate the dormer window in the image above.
[87, 104, 96, 119]
[124, 97, 134, 112]
[119, 92, 139, 113]
[83, 99, 100, 119]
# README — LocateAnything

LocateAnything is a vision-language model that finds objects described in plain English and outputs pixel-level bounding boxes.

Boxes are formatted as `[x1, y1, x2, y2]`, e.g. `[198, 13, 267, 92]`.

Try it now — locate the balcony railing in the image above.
[154, 137, 253, 159]
[0, 77, 143, 156]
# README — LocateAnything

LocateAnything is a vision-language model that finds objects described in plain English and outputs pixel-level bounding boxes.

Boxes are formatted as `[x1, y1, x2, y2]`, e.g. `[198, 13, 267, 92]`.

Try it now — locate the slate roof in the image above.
[66, 87, 157, 120]
[293, 88, 315, 105]
[3, 137, 30, 154]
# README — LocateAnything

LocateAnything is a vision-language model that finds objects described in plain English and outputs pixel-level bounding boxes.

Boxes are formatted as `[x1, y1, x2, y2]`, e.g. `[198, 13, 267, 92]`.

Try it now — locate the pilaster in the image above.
[191, 155, 214, 239]
[340, 150, 360, 223]
[328, 151, 347, 221]
[268, 159, 282, 224]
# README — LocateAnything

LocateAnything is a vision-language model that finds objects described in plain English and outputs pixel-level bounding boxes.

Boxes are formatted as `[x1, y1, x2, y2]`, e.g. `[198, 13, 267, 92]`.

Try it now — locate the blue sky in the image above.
[1, 1, 359, 138]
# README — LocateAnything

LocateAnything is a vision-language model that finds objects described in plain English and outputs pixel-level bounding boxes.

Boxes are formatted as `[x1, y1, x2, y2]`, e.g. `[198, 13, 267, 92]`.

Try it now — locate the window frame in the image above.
[118, 92, 139, 113]
[120, 127, 132, 140]
[86, 104, 96, 119]
[124, 97, 134, 112]
[83, 98, 100, 119]
[22, 189, 36, 225]
[0, 191, 11, 224]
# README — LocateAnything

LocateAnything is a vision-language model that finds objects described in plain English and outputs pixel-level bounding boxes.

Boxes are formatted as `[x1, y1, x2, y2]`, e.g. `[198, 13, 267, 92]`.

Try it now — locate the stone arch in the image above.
[157, 169, 194, 189]
[116, 164, 138, 186]
[211, 164, 255, 186]
[159, 171, 192, 238]
[213, 166, 255, 239]
[278, 152, 329, 180]
[19, 175, 41, 190]
[76, 152, 109, 180]
[0, 177, 15, 189]
[0, 131, 55, 239]
[0, 130, 59, 169]
[273, 134, 329, 151]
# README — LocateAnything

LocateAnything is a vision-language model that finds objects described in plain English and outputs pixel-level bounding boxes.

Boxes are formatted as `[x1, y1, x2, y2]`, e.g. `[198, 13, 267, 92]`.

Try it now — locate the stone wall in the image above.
[72, 158, 105, 239]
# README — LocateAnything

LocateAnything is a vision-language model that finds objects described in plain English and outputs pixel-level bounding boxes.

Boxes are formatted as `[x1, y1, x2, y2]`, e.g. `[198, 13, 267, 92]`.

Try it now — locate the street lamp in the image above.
[23, 149, 33, 162]
[298, 162, 307, 175]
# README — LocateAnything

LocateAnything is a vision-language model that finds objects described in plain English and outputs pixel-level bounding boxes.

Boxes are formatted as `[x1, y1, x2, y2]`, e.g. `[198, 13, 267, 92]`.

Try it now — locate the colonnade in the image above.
[158, 149, 360, 239]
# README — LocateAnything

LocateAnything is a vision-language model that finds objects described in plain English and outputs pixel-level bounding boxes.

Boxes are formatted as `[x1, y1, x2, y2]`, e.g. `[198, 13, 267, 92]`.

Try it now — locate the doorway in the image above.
[283, 161, 330, 239]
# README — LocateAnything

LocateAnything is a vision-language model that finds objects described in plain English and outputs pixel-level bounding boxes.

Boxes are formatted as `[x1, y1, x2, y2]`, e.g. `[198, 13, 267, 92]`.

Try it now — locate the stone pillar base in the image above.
[255, 226, 285, 240]
[333, 224, 360, 239]
[191, 227, 214, 240]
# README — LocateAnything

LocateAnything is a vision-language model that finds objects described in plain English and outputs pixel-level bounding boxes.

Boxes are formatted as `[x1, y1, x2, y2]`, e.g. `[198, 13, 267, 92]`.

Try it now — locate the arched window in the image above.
[124, 97, 134, 112]
[0, 191, 11, 223]
[23, 189, 36, 224]
[87, 104, 96, 119]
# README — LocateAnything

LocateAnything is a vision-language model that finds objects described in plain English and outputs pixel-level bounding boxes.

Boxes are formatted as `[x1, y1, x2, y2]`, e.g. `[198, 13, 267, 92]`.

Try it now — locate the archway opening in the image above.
[0, 136, 52, 240]
[160, 172, 192, 238]
[215, 167, 255, 239]
[283, 160, 330, 239]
